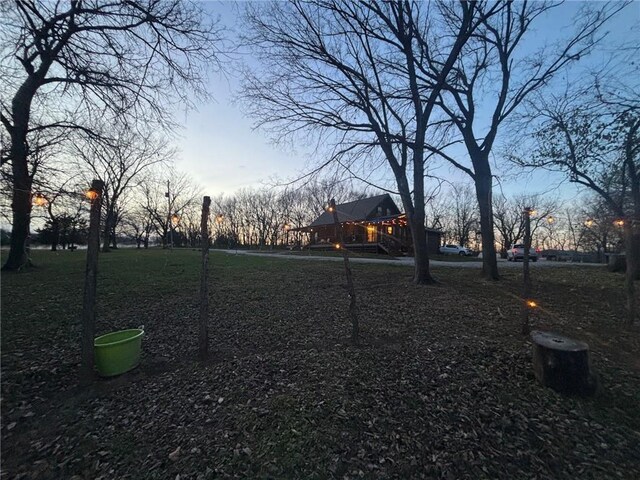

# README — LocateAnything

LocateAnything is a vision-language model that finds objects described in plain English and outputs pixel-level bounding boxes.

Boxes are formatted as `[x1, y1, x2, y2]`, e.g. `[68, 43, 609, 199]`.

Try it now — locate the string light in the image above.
[32, 192, 48, 207]
[526, 300, 538, 308]
[614, 219, 624, 227]
[171, 213, 180, 227]
[85, 188, 99, 201]
[334, 243, 341, 249]
[584, 219, 594, 228]
[215, 214, 224, 224]
[546, 216, 555, 224]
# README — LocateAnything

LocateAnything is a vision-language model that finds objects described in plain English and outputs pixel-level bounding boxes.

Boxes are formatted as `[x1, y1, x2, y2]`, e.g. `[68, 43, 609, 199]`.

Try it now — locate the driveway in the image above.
[220, 250, 605, 268]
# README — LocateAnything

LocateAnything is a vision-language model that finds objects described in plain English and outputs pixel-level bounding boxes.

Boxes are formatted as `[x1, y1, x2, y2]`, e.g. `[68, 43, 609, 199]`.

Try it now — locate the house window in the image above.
[387, 226, 393, 235]
[367, 225, 377, 242]
[377, 206, 382, 215]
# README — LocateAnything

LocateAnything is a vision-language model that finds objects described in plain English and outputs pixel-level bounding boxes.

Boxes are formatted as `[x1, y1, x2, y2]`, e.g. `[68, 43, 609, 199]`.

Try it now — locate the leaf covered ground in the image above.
[1, 249, 639, 479]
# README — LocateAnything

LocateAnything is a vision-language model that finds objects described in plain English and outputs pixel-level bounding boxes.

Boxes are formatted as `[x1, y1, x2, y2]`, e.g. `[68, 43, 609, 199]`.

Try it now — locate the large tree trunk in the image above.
[474, 168, 499, 280]
[4, 186, 32, 271]
[396, 173, 435, 285]
[410, 217, 434, 284]
[3, 80, 37, 271]
[3, 134, 32, 270]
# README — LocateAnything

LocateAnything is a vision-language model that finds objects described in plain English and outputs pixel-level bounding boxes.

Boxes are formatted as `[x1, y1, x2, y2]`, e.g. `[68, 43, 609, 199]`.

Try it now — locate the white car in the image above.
[507, 244, 538, 262]
[439, 244, 473, 256]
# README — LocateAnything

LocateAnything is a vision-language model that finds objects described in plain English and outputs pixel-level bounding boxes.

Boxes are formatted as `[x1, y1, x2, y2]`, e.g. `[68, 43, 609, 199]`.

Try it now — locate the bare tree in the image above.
[449, 183, 479, 247]
[72, 126, 172, 252]
[494, 193, 557, 258]
[580, 196, 621, 257]
[142, 169, 201, 248]
[1, 0, 224, 270]
[514, 60, 639, 323]
[432, 1, 626, 279]
[240, 0, 501, 284]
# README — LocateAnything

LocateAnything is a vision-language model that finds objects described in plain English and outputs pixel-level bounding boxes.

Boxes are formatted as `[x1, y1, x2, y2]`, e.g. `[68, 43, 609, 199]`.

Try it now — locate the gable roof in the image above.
[309, 194, 398, 227]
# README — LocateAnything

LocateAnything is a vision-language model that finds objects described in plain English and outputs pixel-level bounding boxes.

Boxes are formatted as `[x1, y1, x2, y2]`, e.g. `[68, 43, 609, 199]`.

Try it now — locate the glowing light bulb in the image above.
[85, 189, 99, 201]
[32, 192, 47, 207]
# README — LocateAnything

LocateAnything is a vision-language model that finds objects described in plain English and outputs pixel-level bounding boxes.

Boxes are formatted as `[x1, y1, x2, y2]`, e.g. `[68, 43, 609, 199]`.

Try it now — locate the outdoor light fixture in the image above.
[32, 192, 47, 207]
[284, 223, 291, 231]
[85, 188, 99, 201]
[584, 219, 594, 227]
[327, 206, 334, 212]
[171, 213, 180, 227]
[546, 216, 555, 224]
[215, 214, 224, 224]
[334, 243, 341, 249]
[526, 300, 538, 308]
[614, 219, 624, 227]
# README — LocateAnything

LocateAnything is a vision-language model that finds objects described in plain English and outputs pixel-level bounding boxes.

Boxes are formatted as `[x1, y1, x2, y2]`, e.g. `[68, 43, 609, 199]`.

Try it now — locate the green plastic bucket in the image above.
[94, 329, 144, 377]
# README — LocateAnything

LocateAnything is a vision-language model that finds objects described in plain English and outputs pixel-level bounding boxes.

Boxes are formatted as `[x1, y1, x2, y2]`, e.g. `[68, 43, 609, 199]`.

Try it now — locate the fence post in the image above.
[521, 207, 533, 335]
[329, 198, 359, 344]
[81, 179, 104, 385]
[199, 196, 211, 360]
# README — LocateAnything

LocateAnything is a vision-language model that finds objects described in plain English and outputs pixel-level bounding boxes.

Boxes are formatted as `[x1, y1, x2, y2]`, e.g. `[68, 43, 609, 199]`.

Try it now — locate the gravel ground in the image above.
[223, 250, 605, 268]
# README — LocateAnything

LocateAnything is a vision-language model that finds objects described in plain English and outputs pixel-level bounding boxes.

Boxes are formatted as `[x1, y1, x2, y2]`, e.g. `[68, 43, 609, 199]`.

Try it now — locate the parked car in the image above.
[507, 244, 538, 262]
[439, 244, 473, 256]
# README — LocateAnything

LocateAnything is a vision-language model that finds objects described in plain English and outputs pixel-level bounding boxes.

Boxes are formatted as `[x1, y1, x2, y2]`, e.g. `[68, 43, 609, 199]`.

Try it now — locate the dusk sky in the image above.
[174, 1, 639, 202]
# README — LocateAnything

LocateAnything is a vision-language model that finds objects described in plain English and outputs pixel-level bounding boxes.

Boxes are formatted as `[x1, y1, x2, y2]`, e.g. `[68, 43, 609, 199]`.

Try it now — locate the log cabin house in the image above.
[295, 194, 442, 256]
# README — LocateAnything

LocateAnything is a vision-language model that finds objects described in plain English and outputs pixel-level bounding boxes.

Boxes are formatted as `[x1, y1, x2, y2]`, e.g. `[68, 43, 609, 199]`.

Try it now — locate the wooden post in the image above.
[199, 196, 211, 360]
[329, 198, 359, 344]
[81, 179, 104, 385]
[166, 179, 173, 250]
[521, 207, 533, 335]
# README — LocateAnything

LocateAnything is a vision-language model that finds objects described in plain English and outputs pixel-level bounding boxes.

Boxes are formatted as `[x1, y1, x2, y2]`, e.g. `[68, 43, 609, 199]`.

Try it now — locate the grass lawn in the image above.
[1, 249, 639, 479]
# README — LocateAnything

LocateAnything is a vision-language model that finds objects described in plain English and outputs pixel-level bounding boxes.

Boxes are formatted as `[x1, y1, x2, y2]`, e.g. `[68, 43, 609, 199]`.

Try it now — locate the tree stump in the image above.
[531, 331, 596, 396]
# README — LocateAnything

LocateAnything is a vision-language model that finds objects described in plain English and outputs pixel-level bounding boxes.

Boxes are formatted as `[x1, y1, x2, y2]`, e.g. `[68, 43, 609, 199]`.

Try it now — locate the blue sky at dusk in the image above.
[175, 1, 639, 202]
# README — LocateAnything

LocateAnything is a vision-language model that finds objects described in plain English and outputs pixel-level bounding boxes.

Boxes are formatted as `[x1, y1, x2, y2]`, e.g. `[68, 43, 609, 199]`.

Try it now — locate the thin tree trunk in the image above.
[102, 213, 111, 253]
[110, 224, 117, 249]
[49, 218, 59, 251]
[80, 180, 104, 385]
